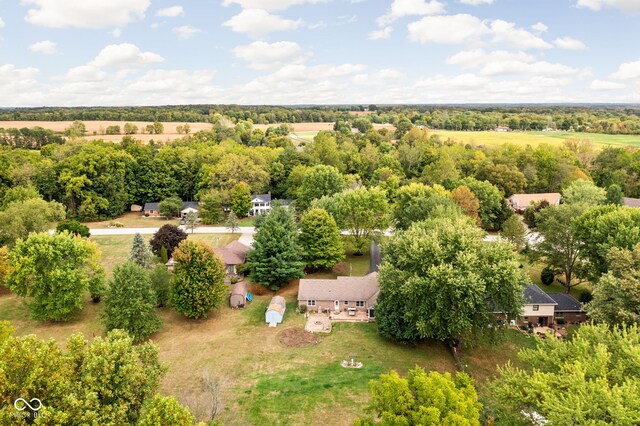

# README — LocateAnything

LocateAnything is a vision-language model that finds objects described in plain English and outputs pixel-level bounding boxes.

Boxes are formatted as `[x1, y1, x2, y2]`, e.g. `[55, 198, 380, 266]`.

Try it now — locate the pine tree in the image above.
[225, 211, 240, 233]
[130, 233, 152, 268]
[247, 206, 305, 290]
[102, 262, 162, 342]
[160, 246, 168, 264]
[299, 208, 344, 270]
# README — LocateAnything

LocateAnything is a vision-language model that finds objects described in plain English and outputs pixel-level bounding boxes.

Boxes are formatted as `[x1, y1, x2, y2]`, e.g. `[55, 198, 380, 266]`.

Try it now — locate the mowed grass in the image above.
[91, 233, 239, 277]
[431, 130, 640, 148]
[84, 212, 180, 228]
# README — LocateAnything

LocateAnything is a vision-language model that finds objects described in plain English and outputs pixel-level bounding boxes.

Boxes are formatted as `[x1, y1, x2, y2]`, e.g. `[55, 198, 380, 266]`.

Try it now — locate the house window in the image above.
[344, 301, 349, 305]
[532, 305, 539, 311]
[356, 301, 365, 307]
[307, 300, 316, 307]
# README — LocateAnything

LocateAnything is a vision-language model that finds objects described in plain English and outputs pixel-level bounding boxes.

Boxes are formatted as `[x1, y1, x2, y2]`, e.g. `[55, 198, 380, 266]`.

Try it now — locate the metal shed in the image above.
[230, 281, 248, 309]
[266, 296, 286, 327]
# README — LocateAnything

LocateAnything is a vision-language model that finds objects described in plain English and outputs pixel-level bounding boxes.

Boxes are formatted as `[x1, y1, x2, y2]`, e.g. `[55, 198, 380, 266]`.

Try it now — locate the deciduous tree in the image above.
[56, 219, 91, 238]
[225, 211, 239, 233]
[501, 215, 526, 250]
[356, 368, 482, 425]
[138, 395, 197, 426]
[158, 196, 183, 218]
[459, 177, 512, 231]
[562, 179, 606, 205]
[150, 224, 187, 258]
[0, 198, 65, 247]
[198, 189, 223, 224]
[376, 216, 524, 342]
[297, 165, 344, 212]
[230, 182, 252, 218]
[299, 208, 344, 270]
[171, 240, 227, 319]
[450, 185, 480, 224]
[7, 232, 105, 321]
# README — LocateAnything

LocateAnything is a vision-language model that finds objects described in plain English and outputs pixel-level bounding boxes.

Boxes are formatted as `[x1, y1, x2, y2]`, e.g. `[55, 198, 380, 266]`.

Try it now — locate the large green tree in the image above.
[138, 395, 197, 426]
[247, 206, 305, 290]
[158, 196, 183, 218]
[314, 187, 390, 255]
[296, 165, 344, 212]
[171, 240, 227, 319]
[530, 203, 587, 293]
[0, 328, 167, 425]
[7, 232, 105, 321]
[588, 244, 640, 325]
[493, 323, 640, 425]
[573, 205, 640, 280]
[299, 208, 344, 270]
[0, 198, 65, 247]
[356, 368, 482, 426]
[459, 177, 512, 231]
[198, 189, 223, 224]
[150, 224, 187, 258]
[393, 183, 458, 230]
[562, 179, 606, 205]
[230, 181, 253, 217]
[103, 262, 162, 342]
[376, 215, 525, 342]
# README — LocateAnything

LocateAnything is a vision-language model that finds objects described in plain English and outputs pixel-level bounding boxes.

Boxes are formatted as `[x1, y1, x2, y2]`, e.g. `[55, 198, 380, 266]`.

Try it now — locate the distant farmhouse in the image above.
[143, 201, 199, 218]
[507, 193, 561, 214]
[495, 125, 512, 132]
[623, 197, 640, 208]
[249, 193, 292, 216]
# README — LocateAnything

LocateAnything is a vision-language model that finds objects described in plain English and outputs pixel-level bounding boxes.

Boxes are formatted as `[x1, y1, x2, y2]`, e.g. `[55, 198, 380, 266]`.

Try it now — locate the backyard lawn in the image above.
[91, 233, 239, 277]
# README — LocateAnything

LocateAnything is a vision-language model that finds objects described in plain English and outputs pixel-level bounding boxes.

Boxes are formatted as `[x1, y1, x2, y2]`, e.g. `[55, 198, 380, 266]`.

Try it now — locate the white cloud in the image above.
[110, 28, 122, 37]
[554, 37, 587, 50]
[531, 22, 548, 33]
[611, 59, 640, 79]
[458, 0, 494, 5]
[172, 25, 201, 39]
[576, 0, 640, 14]
[490, 20, 553, 49]
[223, 9, 303, 38]
[156, 6, 184, 17]
[89, 43, 164, 68]
[222, 0, 330, 11]
[446, 49, 576, 77]
[590, 80, 626, 90]
[29, 40, 57, 54]
[0, 17, 4, 28]
[416, 73, 489, 90]
[377, 0, 445, 26]
[0, 64, 43, 106]
[232, 41, 309, 70]
[353, 68, 405, 84]
[56, 65, 107, 82]
[23, 0, 150, 29]
[408, 14, 489, 44]
[368, 26, 393, 40]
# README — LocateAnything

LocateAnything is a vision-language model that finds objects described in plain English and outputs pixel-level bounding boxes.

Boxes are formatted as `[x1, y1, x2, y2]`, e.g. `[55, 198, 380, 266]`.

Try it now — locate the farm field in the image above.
[430, 129, 640, 148]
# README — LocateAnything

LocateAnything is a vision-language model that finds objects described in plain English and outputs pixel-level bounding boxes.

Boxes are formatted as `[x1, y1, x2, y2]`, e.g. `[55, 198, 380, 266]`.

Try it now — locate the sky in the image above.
[1, 0, 640, 106]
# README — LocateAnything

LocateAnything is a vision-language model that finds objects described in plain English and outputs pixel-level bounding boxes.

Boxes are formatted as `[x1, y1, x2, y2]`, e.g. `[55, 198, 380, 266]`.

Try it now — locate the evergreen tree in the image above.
[160, 246, 168, 264]
[102, 262, 162, 342]
[247, 206, 305, 290]
[171, 240, 227, 319]
[130, 233, 152, 268]
[299, 208, 344, 270]
[149, 264, 172, 307]
[225, 211, 240, 233]
[230, 182, 252, 217]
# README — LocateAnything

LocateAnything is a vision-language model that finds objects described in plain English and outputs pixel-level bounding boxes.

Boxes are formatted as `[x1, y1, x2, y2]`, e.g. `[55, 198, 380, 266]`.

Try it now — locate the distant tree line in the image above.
[2, 105, 640, 134]
[0, 127, 64, 149]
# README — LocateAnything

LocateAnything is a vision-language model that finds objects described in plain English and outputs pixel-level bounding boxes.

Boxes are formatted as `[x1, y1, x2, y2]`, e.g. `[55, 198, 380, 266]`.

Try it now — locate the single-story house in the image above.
[266, 296, 286, 327]
[230, 281, 249, 309]
[496, 126, 512, 132]
[143, 201, 199, 218]
[297, 272, 379, 321]
[623, 197, 640, 209]
[507, 193, 561, 214]
[547, 292, 587, 324]
[214, 241, 251, 276]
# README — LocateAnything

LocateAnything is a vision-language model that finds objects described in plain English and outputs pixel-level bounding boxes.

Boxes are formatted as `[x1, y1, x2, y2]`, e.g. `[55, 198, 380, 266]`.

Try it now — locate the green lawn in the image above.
[519, 254, 591, 299]
[91, 233, 239, 277]
[430, 130, 640, 148]
[83, 212, 180, 228]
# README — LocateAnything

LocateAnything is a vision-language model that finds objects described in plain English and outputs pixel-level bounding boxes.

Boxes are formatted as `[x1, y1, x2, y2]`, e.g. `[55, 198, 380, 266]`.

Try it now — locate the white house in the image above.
[250, 194, 272, 216]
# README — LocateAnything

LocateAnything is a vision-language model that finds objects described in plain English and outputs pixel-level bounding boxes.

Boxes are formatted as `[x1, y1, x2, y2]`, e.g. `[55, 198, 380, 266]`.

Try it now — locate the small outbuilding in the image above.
[266, 296, 286, 327]
[230, 281, 249, 309]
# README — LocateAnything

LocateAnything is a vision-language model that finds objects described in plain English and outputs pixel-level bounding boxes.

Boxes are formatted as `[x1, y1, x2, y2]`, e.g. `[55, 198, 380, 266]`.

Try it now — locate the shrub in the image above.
[56, 220, 91, 238]
[556, 317, 566, 325]
[230, 277, 238, 284]
[579, 290, 593, 304]
[541, 266, 555, 285]
[299, 305, 307, 314]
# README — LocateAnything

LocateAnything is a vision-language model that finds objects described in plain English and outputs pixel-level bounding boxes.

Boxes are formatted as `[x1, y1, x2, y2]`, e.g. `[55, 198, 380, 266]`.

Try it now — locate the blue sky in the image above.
[1, 0, 639, 106]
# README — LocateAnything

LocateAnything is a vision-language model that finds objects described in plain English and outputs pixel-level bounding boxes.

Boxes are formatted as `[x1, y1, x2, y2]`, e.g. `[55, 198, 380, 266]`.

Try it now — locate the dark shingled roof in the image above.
[524, 285, 557, 305]
[548, 293, 584, 312]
